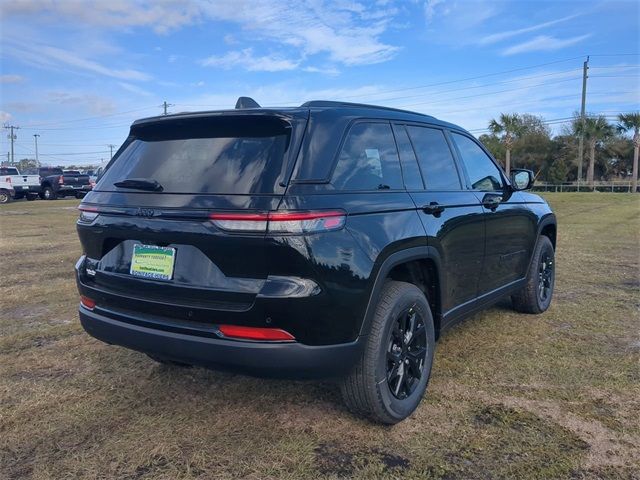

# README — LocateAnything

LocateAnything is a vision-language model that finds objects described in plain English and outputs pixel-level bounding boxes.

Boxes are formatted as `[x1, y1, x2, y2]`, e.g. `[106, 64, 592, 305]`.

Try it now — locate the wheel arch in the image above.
[359, 247, 444, 340]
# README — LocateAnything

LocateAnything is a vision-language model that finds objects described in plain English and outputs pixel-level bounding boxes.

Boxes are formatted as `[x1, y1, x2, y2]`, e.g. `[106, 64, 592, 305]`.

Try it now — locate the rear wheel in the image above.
[340, 280, 435, 424]
[512, 236, 555, 314]
[43, 187, 57, 200]
[0, 189, 11, 204]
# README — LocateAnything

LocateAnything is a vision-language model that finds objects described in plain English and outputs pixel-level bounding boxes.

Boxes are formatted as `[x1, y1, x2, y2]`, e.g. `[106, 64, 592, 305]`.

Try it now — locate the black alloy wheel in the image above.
[387, 306, 428, 400]
[538, 251, 554, 303]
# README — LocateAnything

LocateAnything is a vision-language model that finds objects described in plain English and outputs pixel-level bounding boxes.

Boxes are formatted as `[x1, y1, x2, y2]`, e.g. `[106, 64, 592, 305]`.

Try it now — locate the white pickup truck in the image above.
[0, 175, 14, 204]
[0, 166, 42, 202]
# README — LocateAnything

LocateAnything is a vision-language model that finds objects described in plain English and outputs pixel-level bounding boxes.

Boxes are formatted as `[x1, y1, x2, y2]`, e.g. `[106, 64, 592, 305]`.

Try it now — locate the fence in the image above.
[532, 181, 638, 193]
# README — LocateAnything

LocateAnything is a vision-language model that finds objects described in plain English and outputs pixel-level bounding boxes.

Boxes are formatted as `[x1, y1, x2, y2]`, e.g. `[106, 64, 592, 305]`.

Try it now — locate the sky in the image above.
[0, 0, 638, 167]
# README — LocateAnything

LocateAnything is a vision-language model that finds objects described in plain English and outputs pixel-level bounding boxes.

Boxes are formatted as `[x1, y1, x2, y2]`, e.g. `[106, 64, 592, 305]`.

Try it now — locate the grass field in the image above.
[1, 194, 639, 479]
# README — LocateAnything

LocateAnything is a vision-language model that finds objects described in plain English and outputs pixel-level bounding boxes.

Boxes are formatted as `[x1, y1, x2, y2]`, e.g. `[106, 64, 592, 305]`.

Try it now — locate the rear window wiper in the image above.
[113, 178, 163, 192]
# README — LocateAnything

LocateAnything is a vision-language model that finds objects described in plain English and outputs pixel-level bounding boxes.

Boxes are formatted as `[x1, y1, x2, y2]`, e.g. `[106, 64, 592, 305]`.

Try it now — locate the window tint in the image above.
[97, 117, 291, 194]
[406, 126, 461, 190]
[451, 133, 503, 191]
[393, 125, 424, 190]
[331, 122, 402, 191]
[0, 168, 19, 175]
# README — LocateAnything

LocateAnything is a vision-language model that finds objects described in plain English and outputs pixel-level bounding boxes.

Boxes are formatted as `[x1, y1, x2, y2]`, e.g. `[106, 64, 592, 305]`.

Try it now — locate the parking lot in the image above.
[1, 194, 638, 479]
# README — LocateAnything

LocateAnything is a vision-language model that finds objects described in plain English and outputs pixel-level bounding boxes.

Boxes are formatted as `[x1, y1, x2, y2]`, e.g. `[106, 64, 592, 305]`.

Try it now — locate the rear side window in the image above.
[406, 126, 461, 190]
[98, 116, 291, 194]
[451, 132, 503, 191]
[0, 168, 19, 175]
[392, 125, 424, 190]
[331, 122, 402, 191]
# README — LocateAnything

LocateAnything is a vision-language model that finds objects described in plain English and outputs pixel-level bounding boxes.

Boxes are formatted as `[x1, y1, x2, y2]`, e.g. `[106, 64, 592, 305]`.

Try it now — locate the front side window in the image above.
[451, 133, 503, 191]
[331, 122, 402, 191]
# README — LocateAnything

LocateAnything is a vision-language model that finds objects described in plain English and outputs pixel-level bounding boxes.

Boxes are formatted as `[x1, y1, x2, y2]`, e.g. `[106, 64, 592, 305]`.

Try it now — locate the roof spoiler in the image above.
[235, 97, 261, 109]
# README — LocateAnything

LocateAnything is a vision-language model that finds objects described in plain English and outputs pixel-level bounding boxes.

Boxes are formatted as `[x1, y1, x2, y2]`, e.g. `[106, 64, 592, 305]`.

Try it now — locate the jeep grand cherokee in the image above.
[75, 98, 556, 423]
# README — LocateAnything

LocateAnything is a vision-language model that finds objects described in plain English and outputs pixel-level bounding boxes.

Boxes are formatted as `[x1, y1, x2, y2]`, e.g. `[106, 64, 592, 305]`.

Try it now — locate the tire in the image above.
[512, 236, 555, 314]
[0, 189, 12, 204]
[42, 187, 57, 200]
[26, 194, 38, 201]
[146, 353, 192, 367]
[340, 280, 435, 424]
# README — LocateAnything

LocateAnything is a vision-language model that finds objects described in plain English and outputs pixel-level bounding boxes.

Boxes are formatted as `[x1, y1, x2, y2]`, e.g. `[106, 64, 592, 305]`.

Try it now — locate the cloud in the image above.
[201, 49, 300, 72]
[424, 0, 446, 22]
[47, 91, 117, 114]
[3, 1, 400, 67]
[479, 14, 581, 45]
[118, 82, 154, 96]
[1, 74, 25, 84]
[2, 0, 202, 35]
[0, 111, 13, 123]
[197, 1, 400, 66]
[4, 39, 150, 81]
[502, 34, 591, 56]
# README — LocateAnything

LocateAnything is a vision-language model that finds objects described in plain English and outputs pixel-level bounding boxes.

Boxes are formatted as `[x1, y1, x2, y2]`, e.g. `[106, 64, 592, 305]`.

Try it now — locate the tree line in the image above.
[481, 112, 640, 192]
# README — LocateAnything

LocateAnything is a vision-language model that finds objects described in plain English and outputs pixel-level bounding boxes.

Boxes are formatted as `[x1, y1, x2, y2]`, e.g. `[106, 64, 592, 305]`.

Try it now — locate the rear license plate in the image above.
[130, 244, 176, 281]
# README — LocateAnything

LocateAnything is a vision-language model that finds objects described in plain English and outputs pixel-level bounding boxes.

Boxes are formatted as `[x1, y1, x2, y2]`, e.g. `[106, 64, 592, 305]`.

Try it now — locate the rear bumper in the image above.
[79, 307, 363, 378]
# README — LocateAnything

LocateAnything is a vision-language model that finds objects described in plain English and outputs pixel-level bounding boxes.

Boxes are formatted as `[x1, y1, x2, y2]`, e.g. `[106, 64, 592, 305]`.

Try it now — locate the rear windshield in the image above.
[0, 167, 19, 175]
[42, 168, 63, 176]
[98, 116, 292, 194]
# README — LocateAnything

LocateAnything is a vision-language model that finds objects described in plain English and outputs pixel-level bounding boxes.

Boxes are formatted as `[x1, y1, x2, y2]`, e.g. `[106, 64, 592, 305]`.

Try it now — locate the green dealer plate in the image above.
[130, 244, 176, 281]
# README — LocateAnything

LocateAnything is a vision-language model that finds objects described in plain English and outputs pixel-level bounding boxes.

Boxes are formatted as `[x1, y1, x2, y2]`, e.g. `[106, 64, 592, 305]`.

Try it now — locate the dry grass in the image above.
[0, 194, 639, 479]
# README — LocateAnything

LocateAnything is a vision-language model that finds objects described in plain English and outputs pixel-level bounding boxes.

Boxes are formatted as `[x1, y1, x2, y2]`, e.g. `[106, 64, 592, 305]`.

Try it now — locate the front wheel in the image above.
[0, 189, 12, 204]
[512, 236, 555, 314]
[340, 280, 435, 424]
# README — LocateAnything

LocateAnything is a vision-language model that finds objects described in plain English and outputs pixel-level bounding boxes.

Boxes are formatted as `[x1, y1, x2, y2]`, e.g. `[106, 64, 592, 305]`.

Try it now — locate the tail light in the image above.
[218, 325, 295, 341]
[80, 295, 96, 310]
[77, 205, 99, 223]
[58, 175, 64, 184]
[209, 210, 346, 234]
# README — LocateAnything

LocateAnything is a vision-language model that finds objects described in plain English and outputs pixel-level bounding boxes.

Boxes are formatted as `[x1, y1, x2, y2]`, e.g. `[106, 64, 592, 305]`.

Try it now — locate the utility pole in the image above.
[4, 125, 19, 165]
[577, 56, 589, 190]
[107, 144, 116, 159]
[33, 134, 40, 166]
[162, 101, 173, 115]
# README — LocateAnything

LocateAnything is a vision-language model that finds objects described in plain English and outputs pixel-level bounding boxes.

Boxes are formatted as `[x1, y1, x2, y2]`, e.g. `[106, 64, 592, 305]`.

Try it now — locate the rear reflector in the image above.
[80, 296, 96, 310]
[218, 325, 295, 341]
[209, 210, 346, 234]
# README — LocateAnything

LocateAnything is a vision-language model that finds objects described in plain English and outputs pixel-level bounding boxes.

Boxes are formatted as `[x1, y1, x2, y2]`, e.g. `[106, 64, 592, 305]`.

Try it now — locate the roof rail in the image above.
[300, 100, 430, 117]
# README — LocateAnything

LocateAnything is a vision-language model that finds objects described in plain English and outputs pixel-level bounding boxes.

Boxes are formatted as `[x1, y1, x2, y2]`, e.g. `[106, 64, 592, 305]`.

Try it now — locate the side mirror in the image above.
[510, 169, 534, 191]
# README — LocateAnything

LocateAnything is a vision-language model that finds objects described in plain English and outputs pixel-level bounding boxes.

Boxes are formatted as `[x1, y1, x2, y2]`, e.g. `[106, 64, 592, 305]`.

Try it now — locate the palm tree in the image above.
[488, 113, 525, 176]
[617, 112, 640, 193]
[573, 115, 614, 189]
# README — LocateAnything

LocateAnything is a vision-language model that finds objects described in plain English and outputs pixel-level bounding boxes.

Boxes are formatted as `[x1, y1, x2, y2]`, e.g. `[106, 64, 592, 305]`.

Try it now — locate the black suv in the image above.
[75, 99, 556, 423]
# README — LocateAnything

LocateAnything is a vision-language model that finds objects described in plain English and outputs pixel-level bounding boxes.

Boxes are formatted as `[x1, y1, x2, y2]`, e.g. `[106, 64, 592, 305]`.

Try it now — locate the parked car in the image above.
[0, 174, 14, 204]
[0, 166, 41, 201]
[75, 99, 557, 423]
[38, 167, 92, 199]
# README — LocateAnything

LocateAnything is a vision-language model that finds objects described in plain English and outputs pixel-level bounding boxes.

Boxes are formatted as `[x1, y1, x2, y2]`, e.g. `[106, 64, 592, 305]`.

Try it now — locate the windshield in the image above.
[98, 116, 292, 195]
